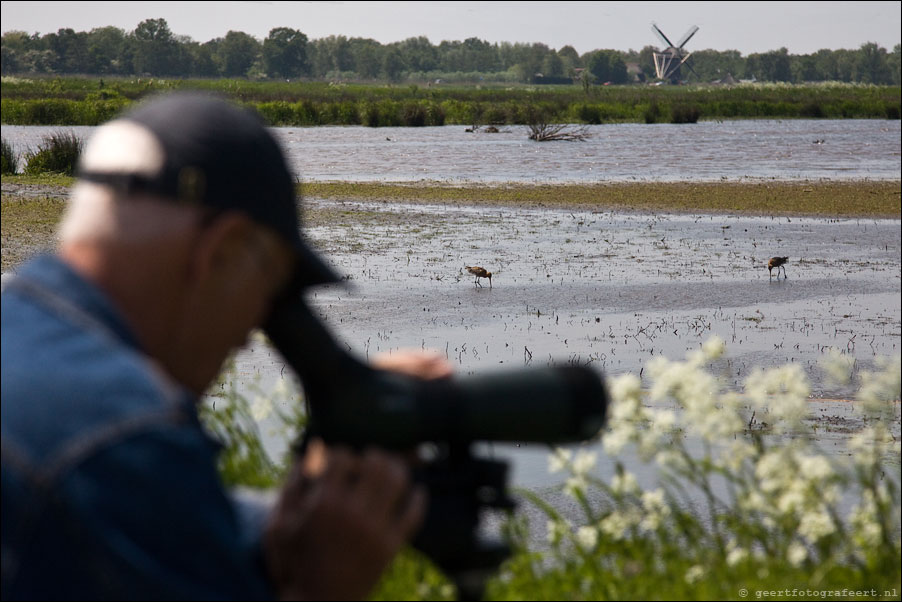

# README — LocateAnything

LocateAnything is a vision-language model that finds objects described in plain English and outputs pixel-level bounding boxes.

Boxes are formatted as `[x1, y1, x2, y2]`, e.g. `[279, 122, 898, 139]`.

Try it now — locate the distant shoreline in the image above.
[300, 180, 902, 220]
[4, 176, 900, 216]
[4, 176, 899, 273]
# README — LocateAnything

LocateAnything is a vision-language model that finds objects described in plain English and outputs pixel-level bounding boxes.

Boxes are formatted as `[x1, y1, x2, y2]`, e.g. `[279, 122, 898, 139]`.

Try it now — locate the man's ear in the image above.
[188, 212, 258, 294]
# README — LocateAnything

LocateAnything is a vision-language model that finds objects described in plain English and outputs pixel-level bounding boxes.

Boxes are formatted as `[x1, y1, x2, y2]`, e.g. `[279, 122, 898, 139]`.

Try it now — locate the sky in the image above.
[1, 1, 900, 56]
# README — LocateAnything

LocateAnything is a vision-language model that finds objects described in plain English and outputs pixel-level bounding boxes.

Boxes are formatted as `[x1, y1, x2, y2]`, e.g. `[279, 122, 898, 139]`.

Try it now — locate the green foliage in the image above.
[199, 353, 306, 489]
[2, 76, 899, 126]
[3, 20, 899, 84]
[1, 137, 17, 174]
[643, 99, 662, 124]
[670, 105, 701, 123]
[23, 130, 83, 175]
[202, 337, 901, 600]
[263, 27, 309, 79]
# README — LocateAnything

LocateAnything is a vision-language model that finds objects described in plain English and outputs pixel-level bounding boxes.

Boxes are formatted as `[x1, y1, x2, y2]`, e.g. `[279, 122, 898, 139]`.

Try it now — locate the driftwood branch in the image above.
[526, 122, 590, 142]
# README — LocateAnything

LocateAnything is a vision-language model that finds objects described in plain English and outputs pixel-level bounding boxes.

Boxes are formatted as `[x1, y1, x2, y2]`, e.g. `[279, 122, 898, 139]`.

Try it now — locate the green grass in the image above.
[300, 180, 902, 219]
[23, 131, 84, 176]
[0, 195, 66, 270]
[1, 138, 18, 175]
[2, 77, 899, 125]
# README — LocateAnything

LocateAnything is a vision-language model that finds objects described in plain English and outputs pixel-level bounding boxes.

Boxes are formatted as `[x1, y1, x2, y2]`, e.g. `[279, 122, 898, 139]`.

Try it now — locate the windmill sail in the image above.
[650, 23, 699, 82]
[676, 25, 699, 49]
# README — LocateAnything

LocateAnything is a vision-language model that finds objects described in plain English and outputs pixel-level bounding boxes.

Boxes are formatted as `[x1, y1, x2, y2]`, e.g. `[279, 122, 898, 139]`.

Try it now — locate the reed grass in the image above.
[2, 77, 899, 126]
[1, 138, 17, 175]
[23, 131, 84, 176]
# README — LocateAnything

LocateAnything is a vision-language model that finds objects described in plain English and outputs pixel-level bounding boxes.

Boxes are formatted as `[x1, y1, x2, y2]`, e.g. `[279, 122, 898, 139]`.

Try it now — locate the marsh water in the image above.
[237, 199, 901, 490]
[4, 119, 901, 182]
[4, 120, 900, 509]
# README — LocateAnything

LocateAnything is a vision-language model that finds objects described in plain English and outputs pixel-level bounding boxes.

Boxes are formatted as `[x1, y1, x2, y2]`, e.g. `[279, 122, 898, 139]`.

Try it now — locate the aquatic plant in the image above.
[1, 137, 17, 175]
[23, 131, 83, 176]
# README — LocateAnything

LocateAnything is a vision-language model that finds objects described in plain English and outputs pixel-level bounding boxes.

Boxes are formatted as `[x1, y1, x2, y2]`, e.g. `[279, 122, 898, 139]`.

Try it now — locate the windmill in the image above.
[651, 23, 699, 83]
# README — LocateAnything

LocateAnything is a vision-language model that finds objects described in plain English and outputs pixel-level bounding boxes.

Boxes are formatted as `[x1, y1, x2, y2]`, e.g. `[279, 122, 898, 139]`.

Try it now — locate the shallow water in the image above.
[3, 119, 900, 182]
[234, 200, 900, 491]
[303, 202, 900, 386]
[5, 118, 899, 502]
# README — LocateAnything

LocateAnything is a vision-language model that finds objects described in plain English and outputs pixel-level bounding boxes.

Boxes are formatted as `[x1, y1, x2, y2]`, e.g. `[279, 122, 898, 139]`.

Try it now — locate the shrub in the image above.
[575, 103, 603, 124]
[670, 105, 701, 123]
[799, 101, 825, 118]
[401, 102, 427, 127]
[24, 131, 83, 176]
[644, 100, 662, 124]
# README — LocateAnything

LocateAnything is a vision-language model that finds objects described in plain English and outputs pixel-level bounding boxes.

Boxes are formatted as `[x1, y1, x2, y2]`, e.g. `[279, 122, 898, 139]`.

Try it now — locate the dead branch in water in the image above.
[526, 122, 590, 142]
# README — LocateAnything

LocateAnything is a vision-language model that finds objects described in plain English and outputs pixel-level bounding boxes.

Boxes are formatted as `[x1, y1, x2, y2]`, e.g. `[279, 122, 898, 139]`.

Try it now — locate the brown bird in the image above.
[768, 256, 788, 279]
[465, 265, 492, 288]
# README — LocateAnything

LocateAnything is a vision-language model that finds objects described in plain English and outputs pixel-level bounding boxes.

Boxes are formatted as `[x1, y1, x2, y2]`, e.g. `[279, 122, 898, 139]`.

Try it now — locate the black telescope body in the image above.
[264, 297, 607, 447]
[263, 296, 608, 600]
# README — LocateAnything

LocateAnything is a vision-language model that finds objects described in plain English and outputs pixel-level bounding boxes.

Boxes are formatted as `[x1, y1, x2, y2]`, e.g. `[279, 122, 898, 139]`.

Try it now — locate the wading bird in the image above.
[768, 256, 788, 279]
[465, 266, 492, 288]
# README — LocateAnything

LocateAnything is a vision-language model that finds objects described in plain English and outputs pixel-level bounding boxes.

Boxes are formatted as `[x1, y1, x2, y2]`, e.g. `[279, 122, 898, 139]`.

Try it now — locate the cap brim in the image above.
[293, 237, 341, 288]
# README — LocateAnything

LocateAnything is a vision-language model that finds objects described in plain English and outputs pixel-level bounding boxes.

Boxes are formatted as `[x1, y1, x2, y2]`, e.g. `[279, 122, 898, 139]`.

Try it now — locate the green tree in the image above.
[398, 36, 438, 73]
[85, 26, 128, 74]
[131, 18, 177, 75]
[856, 42, 892, 84]
[586, 50, 628, 84]
[557, 45, 580, 69]
[833, 48, 858, 81]
[0, 31, 32, 74]
[350, 38, 383, 79]
[311, 35, 353, 76]
[185, 40, 218, 77]
[217, 31, 261, 77]
[791, 53, 819, 83]
[889, 44, 902, 86]
[46, 28, 88, 73]
[540, 52, 564, 78]
[382, 45, 405, 81]
[263, 27, 308, 79]
[745, 47, 792, 82]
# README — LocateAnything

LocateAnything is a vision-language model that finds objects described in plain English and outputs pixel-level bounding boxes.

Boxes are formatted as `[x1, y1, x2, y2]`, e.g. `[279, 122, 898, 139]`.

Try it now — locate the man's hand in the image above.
[264, 439, 426, 601]
[370, 349, 453, 380]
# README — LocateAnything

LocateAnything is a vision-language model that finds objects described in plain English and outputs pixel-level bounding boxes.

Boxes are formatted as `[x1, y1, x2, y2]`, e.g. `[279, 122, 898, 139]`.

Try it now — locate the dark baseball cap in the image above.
[78, 92, 339, 288]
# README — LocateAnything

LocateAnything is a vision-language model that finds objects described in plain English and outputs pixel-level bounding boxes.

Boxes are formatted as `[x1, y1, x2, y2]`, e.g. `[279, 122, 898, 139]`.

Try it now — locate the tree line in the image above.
[2, 18, 900, 85]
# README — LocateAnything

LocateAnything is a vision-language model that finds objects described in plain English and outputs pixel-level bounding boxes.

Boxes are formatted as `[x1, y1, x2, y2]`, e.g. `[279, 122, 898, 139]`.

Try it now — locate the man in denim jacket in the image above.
[2, 93, 448, 600]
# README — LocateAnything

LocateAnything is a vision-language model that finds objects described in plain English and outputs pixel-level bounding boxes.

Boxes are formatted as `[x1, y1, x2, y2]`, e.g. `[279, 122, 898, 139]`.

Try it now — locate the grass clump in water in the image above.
[23, 131, 83, 176]
[1, 138, 18, 175]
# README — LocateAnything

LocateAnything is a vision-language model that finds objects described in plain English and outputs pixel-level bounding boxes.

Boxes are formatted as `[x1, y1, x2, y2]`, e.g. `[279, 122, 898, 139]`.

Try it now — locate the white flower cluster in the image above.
[541, 339, 900, 582]
[857, 355, 902, 420]
[744, 363, 810, 433]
